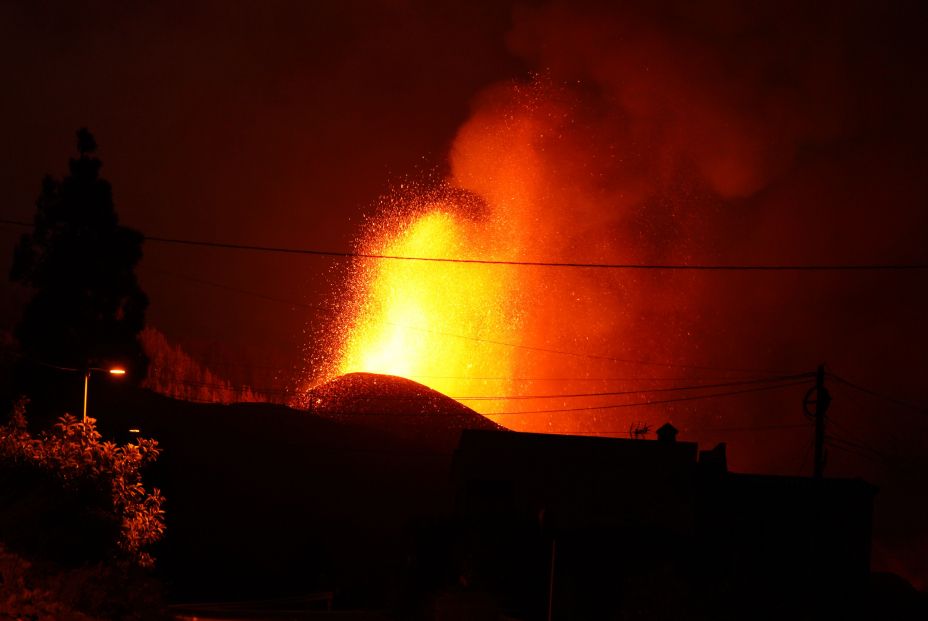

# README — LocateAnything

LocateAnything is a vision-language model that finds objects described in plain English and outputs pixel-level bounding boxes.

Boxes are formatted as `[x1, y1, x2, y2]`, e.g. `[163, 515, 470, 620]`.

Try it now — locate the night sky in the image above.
[0, 0, 524, 375]
[2, 0, 928, 587]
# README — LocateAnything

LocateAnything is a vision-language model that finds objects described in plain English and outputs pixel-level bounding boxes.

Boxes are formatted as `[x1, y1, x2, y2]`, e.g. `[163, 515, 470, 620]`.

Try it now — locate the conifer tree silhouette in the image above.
[11, 128, 149, 380]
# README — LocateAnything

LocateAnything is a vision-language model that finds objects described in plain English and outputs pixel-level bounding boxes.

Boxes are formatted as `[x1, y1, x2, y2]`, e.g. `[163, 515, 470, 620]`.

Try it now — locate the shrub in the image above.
[0, 398, 165, 568]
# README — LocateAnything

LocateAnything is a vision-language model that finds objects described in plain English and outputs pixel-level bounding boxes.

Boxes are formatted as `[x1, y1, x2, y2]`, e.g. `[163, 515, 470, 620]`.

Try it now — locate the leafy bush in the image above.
[0, 541, 170, 621]
[0, 398, 165, 568]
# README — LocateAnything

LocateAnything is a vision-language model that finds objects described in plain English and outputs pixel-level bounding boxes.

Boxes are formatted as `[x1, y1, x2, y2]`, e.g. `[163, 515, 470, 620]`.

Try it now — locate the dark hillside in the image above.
[308, 372, 505, 452]
[75, 376, 493, 605]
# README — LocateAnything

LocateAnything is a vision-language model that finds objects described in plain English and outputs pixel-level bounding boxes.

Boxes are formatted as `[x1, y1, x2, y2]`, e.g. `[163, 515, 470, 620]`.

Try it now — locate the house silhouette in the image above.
[437, 427, 876, 620]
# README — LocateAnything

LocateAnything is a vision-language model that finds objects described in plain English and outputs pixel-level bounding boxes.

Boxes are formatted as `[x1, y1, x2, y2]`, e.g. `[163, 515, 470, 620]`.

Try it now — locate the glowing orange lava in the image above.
[335, 202, 523, 406]
[319, 80, 672, 435]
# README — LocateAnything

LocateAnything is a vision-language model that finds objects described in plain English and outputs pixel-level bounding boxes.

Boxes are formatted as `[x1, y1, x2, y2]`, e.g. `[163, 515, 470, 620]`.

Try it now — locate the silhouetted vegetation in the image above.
[0, 398, 167, 619]
[10, 128, 148, 381]
[0, 398, 165, 567]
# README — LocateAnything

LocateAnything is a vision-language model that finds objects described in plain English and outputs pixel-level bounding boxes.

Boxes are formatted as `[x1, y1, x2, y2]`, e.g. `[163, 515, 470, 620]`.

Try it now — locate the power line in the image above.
[828, 434, 886, 460]
[827, 371, 928, 417]
[144, 234, 928, 271]
[141, 266, 813, 387]
[398, 332, 786, 375]
[825, 419, 889, 461]
[487, 378, 812, 416]
[407, 373, 783, 383]
[452, 373, 813, 401]
[5, 218, 928, 271]
[824, 414, 874, 449]
[167, 373, 811, 404]
[826, 438, 884, 463]
[301, 374, 812, 402]
[562, 423, 808, 437]
[690, 422, 809, 433]
[10, 217, 922, 387]
[143, 261, 793, 376]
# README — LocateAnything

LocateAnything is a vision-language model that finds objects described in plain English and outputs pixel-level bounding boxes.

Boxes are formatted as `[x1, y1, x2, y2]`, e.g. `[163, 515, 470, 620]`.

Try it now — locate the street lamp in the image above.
[82, 367, 127, 422]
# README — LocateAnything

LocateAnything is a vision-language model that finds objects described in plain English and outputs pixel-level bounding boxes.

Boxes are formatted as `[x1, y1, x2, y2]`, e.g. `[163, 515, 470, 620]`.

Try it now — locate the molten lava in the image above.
[316, 79, 741, 435]
[334, 198, 524, 407]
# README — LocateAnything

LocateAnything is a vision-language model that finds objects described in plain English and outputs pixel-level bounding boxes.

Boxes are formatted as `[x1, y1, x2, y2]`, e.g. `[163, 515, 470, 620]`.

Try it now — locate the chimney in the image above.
[656, 422, 678, 443]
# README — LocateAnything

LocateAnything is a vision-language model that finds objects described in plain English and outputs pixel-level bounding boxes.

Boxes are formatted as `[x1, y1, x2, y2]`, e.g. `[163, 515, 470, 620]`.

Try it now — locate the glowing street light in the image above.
[83, 366, 127, 422]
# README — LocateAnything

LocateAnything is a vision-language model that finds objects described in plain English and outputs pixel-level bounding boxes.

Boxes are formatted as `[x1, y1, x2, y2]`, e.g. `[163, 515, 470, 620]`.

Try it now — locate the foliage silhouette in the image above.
[11, 128, 149, 380]
[0, 397, 165, 568]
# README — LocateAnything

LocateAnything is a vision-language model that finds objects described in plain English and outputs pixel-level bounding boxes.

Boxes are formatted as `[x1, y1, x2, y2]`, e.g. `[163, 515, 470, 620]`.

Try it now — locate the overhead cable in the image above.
[487, 378, 812, 416]
[4, 218, 927, 271]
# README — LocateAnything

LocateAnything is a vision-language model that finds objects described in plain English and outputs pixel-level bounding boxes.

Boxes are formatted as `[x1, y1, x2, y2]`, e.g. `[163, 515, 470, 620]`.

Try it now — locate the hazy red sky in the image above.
[0, 0, 525, 375]
[2, 0, 928, 584]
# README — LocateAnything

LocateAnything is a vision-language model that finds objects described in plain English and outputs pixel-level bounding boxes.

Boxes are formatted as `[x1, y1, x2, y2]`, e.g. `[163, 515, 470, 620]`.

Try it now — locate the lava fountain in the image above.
[316, 82, 635, 429]
[313, 79, 692, 433]
[332, 190, 525, 406]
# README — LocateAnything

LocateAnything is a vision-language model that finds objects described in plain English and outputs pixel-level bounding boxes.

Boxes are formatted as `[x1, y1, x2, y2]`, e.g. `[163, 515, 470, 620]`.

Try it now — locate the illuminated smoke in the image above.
[316, 0, 928, 444]
[323, 79, 703, 432]
[311, 0, 928, 587]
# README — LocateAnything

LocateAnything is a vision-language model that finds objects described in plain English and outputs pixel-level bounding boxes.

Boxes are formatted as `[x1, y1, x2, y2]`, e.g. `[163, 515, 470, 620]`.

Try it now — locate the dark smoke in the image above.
[443, 0, 928, 587]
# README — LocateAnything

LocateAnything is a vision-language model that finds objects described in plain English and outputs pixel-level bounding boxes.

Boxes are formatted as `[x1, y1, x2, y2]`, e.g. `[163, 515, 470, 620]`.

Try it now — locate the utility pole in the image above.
[812, 364, 831, 479]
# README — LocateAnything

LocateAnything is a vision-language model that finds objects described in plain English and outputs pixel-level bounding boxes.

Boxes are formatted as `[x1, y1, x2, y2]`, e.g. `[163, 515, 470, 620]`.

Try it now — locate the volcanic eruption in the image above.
[301, 6, 928, 568]
[308, 371, 505, 450]
[312, 77, 738, 436]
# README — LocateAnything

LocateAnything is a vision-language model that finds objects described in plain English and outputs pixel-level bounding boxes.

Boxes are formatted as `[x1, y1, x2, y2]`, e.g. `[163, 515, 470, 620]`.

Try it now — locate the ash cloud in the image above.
[446, 0, 928, 418]
[441, 0, 928, 586]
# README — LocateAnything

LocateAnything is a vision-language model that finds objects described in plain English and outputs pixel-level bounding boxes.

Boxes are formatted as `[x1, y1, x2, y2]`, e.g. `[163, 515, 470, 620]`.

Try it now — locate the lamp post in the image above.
[82, 367, 126, 422]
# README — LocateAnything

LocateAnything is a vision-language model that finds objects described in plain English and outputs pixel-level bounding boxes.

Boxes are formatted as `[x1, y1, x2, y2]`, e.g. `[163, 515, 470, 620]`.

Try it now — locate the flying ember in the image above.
[333, 194, 523, 407]
[314, 79, 677, 433]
